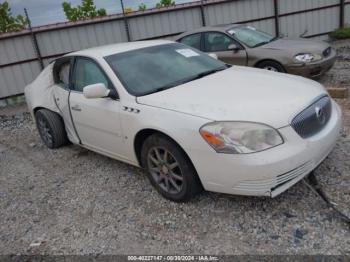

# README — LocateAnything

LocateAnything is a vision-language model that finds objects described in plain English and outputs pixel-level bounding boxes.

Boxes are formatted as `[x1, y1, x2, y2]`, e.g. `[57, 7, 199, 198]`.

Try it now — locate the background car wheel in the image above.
[35, 109, 68, 149]
[141, 134, 203, 202]
[257, 61, 285, 73]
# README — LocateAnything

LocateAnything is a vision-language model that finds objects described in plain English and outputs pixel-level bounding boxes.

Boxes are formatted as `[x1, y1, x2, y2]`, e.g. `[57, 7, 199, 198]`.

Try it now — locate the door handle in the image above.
[71, 105, 82, 112]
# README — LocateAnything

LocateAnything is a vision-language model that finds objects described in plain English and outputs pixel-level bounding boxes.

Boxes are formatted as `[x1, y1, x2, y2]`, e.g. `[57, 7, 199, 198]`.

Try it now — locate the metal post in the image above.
[340, 0, 345, 28]
[273, 0, 280, 37]
[200, 0, 206, 26]
[24, 8, 44, 70]
[120, 0, 131, 41]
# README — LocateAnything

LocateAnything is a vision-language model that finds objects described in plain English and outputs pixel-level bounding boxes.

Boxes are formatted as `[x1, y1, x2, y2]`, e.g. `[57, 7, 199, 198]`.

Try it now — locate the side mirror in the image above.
[208, 53, 218, 59]
[83, 83, 117, 99]
[228, 43, 240, 52]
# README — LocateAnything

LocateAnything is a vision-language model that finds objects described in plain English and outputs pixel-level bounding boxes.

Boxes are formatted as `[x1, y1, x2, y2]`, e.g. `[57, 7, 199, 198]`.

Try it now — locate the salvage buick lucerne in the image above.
[25, 40, 341, 202]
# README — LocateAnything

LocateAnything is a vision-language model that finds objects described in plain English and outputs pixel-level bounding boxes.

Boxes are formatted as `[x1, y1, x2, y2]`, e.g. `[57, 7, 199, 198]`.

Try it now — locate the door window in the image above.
[72, 58, 110, 92]
[179, 33, 201, 50]
[57, 63, 70, 88]
[53, 57, 71, 89]
[204, 32, 234, 52]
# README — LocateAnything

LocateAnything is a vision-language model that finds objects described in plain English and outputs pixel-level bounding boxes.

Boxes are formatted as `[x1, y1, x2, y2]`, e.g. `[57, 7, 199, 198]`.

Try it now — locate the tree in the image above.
[124, 7, 133, 13]
[62, 0, 107, 22]
[0, 1, 28, 33]
[138, 3, 147, 11]
[156, 0, 175, 8]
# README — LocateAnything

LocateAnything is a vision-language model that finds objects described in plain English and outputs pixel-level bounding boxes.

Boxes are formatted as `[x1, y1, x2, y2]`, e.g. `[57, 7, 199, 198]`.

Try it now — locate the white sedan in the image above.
[25, 40, 341, 202]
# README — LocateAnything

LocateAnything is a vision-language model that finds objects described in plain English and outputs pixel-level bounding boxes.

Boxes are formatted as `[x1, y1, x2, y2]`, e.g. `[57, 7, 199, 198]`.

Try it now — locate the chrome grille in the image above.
[323, 47, 331, 58]
[291, 96, 332, 138]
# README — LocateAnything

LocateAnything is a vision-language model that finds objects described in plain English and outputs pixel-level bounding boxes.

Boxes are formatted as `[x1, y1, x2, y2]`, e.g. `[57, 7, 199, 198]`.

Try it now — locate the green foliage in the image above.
[156, 0, 175, 8]
[124, 7, 133, 13]
[0, 1, 28, 33]
[330, 27, 350, 40]
[138, 3, 147, 11]
[62, 0, 107, 22]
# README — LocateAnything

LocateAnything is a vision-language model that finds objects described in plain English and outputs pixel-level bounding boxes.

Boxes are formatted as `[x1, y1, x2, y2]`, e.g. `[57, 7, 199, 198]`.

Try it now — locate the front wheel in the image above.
[257, 61, 285, 73]
[141, 134, 203, 202]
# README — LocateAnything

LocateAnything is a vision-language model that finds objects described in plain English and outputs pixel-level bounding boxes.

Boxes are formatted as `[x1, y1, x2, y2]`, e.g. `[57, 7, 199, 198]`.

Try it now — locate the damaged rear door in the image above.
[52, 57, 80, 144]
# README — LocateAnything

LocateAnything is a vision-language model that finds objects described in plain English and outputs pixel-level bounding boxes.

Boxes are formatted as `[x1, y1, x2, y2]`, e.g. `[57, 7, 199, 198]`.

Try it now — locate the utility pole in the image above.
[120, 0, 131, 41]
[200, 0, 206, 26]
[340, 0, 345, 28]
[24, 8, 44, 70]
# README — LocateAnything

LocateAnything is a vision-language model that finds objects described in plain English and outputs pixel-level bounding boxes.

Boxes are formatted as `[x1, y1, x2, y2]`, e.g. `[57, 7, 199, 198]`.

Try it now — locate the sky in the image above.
[8, 0, 196, 26]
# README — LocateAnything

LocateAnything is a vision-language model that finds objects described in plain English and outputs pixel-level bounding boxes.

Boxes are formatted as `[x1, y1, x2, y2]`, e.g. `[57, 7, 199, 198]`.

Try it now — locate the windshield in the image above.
[227, 26, 275, 48]
[105, 43, 227, 96]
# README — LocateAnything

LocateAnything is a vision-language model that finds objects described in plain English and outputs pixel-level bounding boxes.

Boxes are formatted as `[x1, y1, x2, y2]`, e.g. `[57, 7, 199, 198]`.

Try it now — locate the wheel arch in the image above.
[32, 106, 51, 118]
[33, 106, 47, 114]
[133, 128, 204, 188]
[32, 107, 64, 125]
[31, 106, 49, 121]
[134, 129, 183, 166]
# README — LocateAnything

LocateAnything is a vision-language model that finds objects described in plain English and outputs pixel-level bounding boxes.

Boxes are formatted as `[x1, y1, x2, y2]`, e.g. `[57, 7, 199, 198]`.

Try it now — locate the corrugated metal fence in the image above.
[1, 0, 349, 99]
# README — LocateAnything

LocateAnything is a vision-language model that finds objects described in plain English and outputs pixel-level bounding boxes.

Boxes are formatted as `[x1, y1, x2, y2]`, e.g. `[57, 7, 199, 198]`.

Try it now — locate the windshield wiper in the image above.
[140, 80, 187, 96]
[253, 37, 279, 48]
[187, 66, 229, 82]
[140, 66, 229, 96]
[252, 41, 270, 48]
[141, 86, 173, 96]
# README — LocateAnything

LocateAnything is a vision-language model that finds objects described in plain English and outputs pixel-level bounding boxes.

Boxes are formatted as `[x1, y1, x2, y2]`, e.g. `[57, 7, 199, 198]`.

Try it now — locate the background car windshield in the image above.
[105, 43, 227, 96]
[228, 26, 274, 48]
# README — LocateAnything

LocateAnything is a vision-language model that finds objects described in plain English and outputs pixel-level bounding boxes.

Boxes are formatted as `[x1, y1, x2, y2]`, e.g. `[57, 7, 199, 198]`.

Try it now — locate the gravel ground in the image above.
[0, 41, 350, 256]
[319, 39, 350, 89]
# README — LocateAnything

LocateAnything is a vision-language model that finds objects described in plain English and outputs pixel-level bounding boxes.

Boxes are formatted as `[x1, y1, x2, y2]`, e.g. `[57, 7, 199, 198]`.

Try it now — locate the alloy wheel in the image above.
[147, 147, 184, 194]
[37, 118, 53, 147]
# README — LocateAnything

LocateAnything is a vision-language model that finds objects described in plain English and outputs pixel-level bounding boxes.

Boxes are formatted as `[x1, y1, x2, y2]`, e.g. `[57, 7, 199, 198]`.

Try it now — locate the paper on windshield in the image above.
[247, 26, 256, 30]
[175, 49, 200, 58]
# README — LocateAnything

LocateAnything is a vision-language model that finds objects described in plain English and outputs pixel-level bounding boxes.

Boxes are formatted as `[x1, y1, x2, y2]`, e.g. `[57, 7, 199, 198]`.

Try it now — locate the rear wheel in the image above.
[141, 134, 203, 202]
[257, 60, 285, 73]
[35, 109, 68, 149]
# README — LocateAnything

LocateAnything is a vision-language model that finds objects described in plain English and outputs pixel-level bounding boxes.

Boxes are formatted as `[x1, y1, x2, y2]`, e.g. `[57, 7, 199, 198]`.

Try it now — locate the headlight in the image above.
[294, 53, 322, 63]
[199, 122, 283, 154]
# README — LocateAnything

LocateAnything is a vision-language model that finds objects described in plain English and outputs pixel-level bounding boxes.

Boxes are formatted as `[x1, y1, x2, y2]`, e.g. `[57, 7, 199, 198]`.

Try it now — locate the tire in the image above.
[257, 60, 285, 73]
[35, 109, 68, 149]
[141, 134, 203, 202]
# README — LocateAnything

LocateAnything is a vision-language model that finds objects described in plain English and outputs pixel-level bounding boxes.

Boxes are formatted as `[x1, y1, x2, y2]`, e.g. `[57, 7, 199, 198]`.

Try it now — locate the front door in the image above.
[69, 57, 125, 159]
[203, 32, 247, 66]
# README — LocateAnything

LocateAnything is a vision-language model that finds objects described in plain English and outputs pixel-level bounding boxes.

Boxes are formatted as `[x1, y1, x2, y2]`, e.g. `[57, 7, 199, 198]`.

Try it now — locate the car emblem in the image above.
[315, 106, 326, 124]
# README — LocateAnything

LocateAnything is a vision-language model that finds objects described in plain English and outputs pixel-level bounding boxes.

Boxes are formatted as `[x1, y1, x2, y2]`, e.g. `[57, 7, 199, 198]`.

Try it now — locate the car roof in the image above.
[68, 40, 174, 58]
[174, 24, 243, 39]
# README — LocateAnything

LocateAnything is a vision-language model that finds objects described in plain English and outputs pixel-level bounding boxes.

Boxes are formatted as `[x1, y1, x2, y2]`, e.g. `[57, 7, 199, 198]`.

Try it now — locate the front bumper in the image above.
[189, 101, 342, 197]
[285, 50, 337, 78]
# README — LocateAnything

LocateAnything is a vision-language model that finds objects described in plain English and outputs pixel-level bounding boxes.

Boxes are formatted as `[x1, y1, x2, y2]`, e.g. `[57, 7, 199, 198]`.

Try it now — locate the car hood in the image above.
[136, 66, 328, 128]
[259, 38, 329, 54]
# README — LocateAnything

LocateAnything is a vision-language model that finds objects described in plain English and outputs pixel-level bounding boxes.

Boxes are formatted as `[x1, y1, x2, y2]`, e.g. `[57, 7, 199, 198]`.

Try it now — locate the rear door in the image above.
[52, 57, 80, 144]
[203, 31, 247, 65]
[69, 56, 125, 159]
